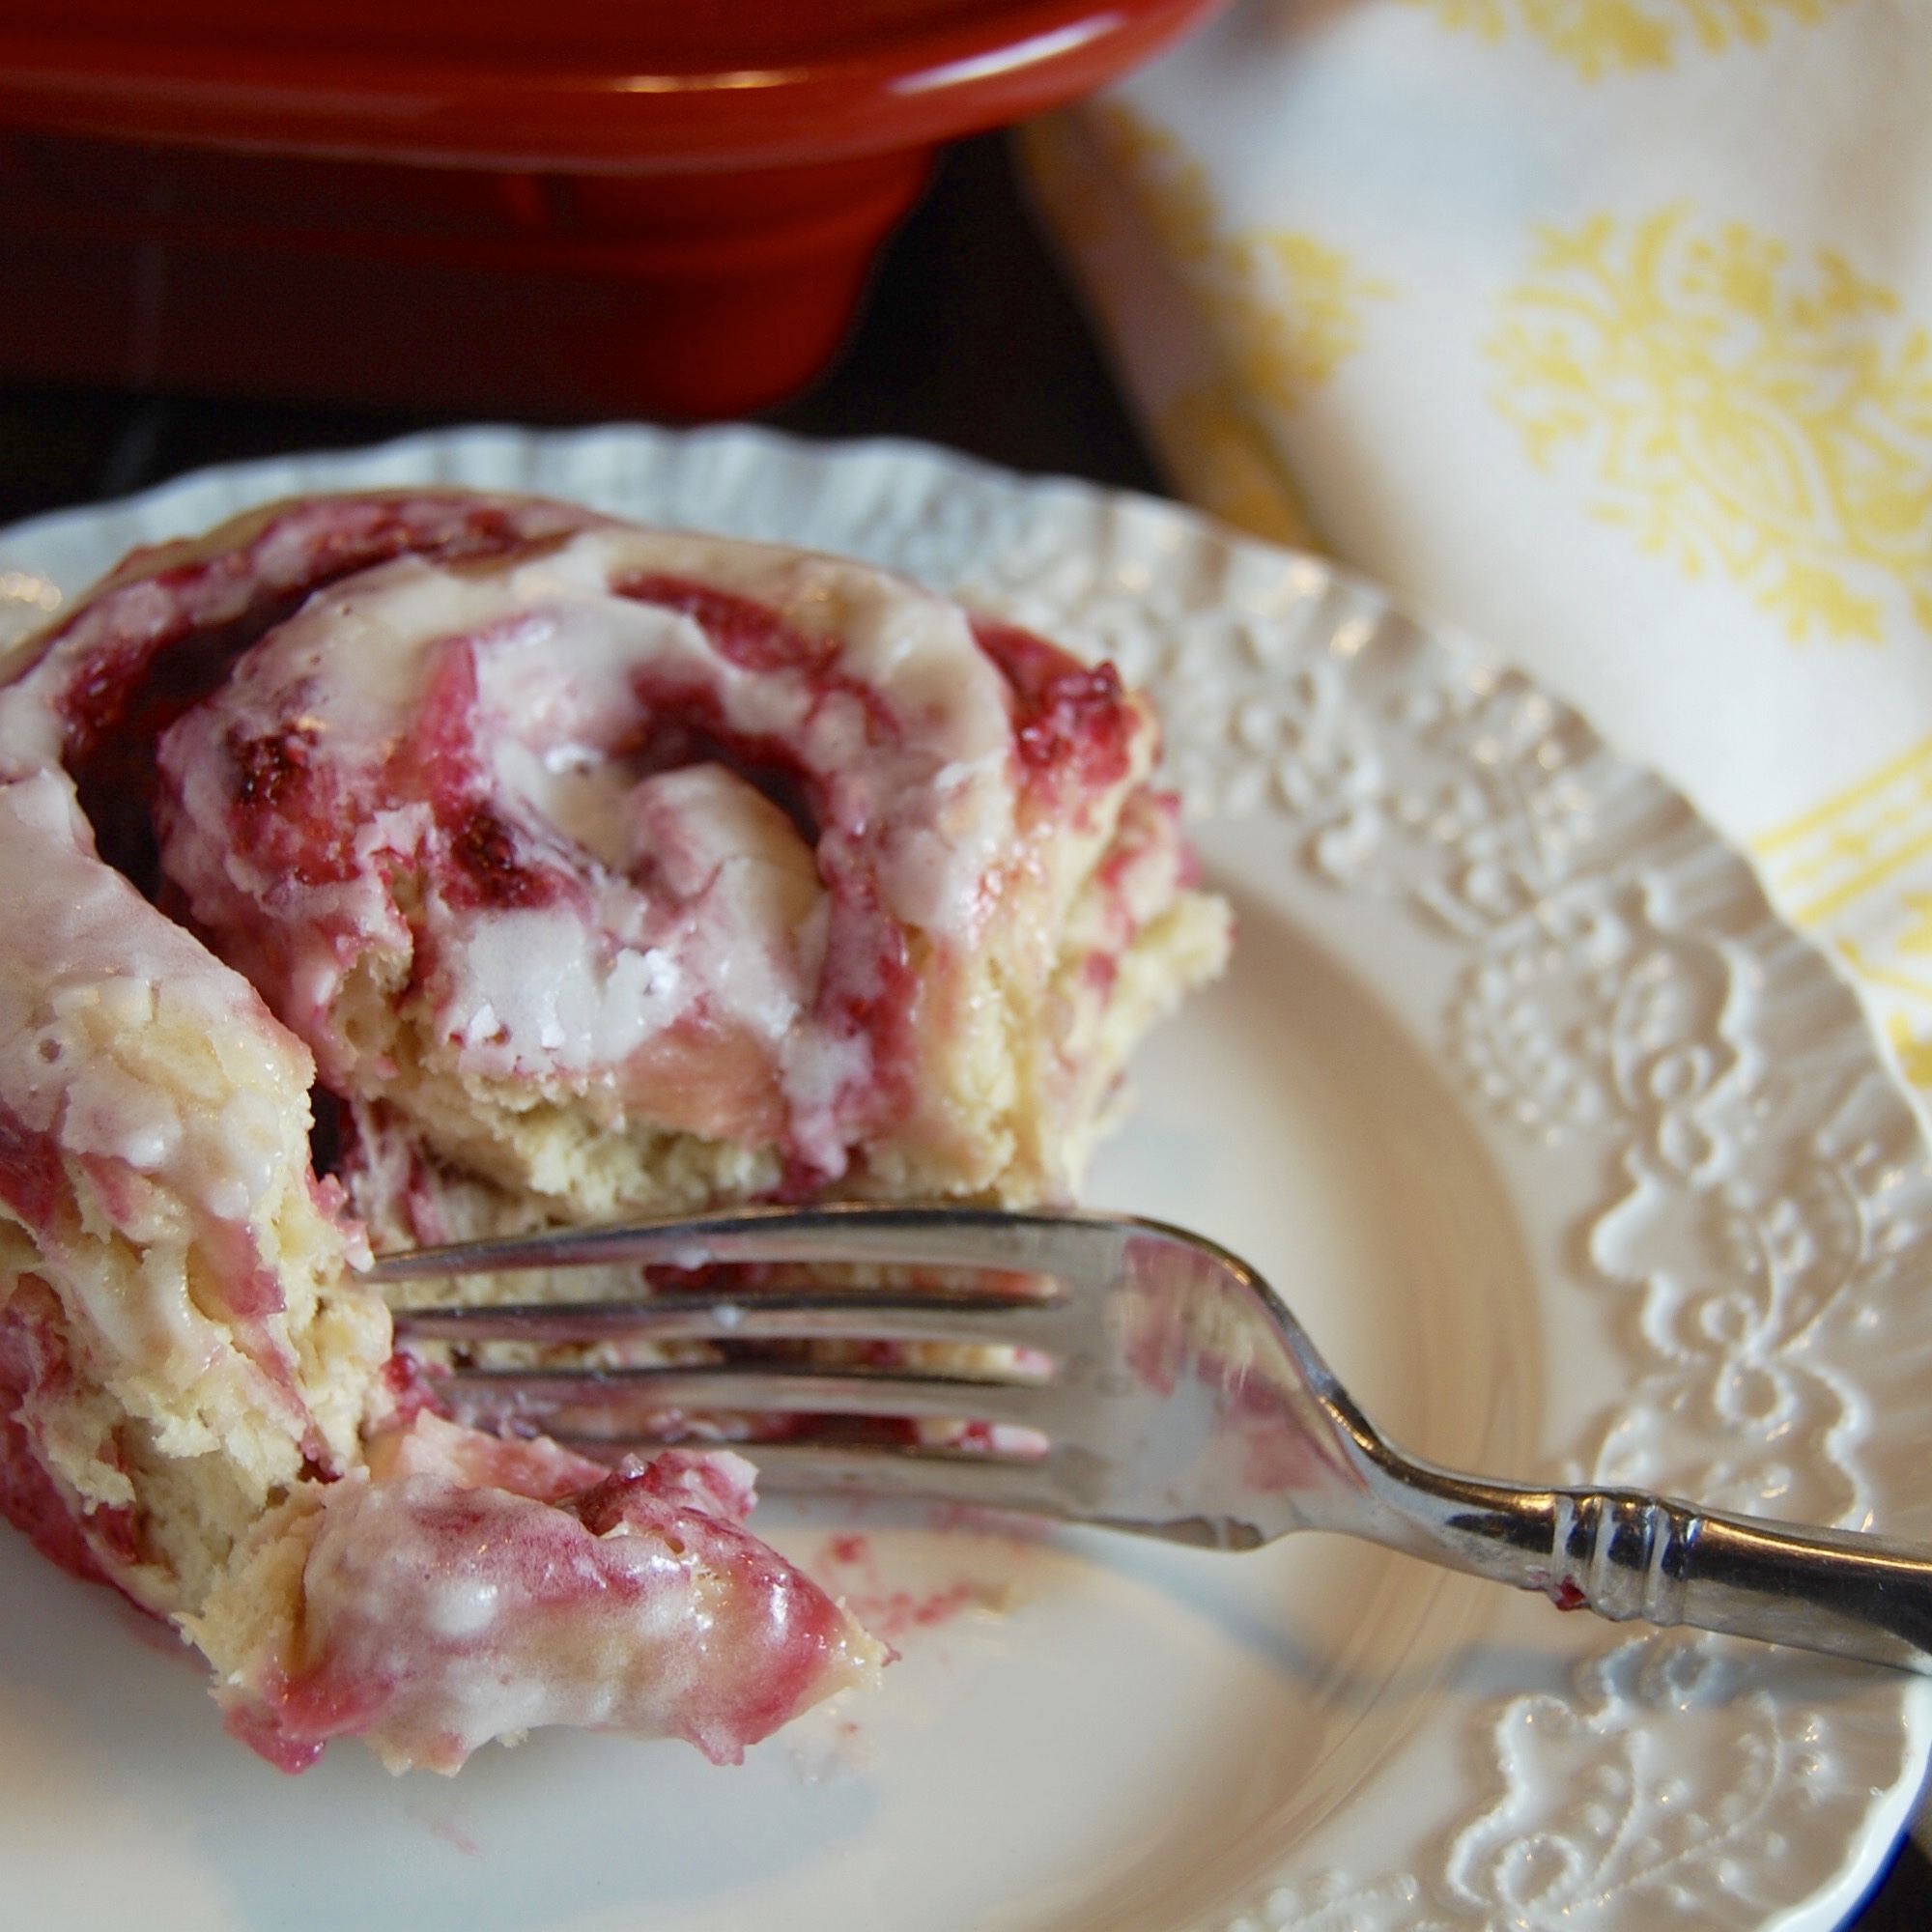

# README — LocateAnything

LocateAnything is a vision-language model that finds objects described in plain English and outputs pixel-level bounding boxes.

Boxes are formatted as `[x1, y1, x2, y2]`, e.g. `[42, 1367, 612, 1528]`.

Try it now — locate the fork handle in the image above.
[1376, 1470, 1932, 1673]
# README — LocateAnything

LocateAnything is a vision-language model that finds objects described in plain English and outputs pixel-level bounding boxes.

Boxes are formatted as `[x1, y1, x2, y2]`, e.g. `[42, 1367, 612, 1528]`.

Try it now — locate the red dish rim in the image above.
[0, 1, 1226, 171]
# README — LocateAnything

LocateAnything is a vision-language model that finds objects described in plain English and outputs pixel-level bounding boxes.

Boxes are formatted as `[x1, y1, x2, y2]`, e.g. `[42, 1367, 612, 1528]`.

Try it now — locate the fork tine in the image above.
[363, 1203, 1127, 1285]
[375, 1207, 1293, 1551]
[440, 1362, 1061, 1430]
[632, 1438, 1102, 1518]
[392, 1287, 1070, 1352]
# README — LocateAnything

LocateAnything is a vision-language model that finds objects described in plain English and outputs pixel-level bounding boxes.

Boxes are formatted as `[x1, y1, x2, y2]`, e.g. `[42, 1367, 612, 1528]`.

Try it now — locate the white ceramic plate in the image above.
[2, 425, 1928, 1932]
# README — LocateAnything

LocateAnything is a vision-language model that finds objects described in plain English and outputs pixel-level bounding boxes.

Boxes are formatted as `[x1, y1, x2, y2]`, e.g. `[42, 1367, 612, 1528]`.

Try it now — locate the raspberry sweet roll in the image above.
[0, 488, 1227, 1773]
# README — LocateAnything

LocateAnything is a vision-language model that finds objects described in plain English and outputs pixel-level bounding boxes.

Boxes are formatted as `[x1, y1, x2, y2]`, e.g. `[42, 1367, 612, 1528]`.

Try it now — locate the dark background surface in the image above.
[1, 128, 1927, 1929]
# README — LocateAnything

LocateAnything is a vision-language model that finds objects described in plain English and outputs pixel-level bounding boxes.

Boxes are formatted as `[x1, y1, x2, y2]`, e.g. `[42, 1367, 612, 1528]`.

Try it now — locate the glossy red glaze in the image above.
[0, 1, 1227, 415]
[971, 614, 1136, 792]
[0, 2, 1222, 169]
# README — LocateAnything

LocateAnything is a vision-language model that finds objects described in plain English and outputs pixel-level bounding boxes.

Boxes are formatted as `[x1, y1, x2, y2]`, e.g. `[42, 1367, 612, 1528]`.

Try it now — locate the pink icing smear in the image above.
[0, 1095, 69, 1233]
[811, 1530, 1002, 1646]
[225, 1423, 869, 1775]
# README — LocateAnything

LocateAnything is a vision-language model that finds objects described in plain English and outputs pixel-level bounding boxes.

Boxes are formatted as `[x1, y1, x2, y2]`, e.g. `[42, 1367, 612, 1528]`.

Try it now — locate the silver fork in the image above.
[370, 1202, 1932, 1675]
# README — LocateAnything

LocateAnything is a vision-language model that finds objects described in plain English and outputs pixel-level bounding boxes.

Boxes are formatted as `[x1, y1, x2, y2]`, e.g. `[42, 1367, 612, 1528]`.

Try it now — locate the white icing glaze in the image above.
[156, 526, 1030, 1170]
[0, 769, 314, 1230]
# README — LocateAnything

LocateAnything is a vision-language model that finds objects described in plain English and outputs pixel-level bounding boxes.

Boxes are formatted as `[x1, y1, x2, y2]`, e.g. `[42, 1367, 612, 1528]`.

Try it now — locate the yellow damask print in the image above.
[1755, 734, 1932, 923]
[1090, 103, 1219, 270]
[1756, 761, 1932, 1099]
[1405, 0, 1847, 78]
[1024, 111, 1323, 546]
[1488, 208, 1932, 643]
[1155, 381, 1320, 547]
[1226, 232, 1395, 413]
[1094, 105, 1394, 419]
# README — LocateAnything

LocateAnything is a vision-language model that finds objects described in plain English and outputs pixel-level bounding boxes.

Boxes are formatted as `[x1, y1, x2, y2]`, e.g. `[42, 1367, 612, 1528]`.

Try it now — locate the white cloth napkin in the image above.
[1024, 0, 1932, 1116]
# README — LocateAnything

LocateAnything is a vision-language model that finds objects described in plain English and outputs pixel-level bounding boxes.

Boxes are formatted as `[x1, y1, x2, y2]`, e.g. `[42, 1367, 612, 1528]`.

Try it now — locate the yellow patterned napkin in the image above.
[1025, 0, 1932, 1110]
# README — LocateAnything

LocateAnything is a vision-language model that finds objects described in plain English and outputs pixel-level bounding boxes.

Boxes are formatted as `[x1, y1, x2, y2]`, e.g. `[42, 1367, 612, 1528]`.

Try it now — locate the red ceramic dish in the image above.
[0, 1, 1225, 417]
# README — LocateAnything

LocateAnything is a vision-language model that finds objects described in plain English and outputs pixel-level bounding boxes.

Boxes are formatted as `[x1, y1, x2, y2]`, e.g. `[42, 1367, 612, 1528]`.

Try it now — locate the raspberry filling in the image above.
[9, 494, 598, 903]
[0, 1278, 138, 1586]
